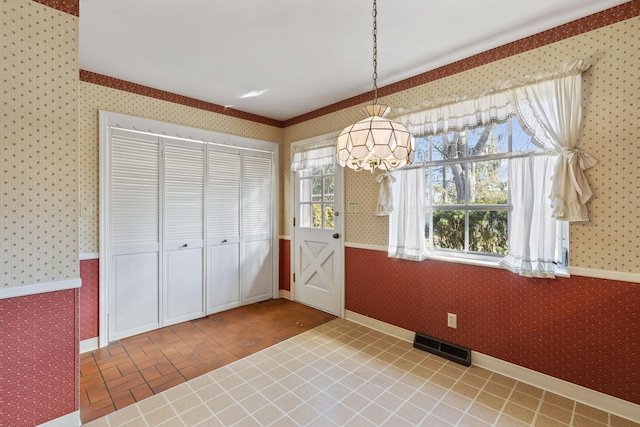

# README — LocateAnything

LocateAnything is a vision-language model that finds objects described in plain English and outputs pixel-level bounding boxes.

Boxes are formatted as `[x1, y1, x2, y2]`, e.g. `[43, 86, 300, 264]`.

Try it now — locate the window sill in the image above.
[428, 253, 570, 278]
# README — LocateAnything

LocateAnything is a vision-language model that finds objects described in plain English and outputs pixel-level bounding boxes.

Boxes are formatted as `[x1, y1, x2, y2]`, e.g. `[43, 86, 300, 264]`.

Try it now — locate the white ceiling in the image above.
[79, 0, 629, 122]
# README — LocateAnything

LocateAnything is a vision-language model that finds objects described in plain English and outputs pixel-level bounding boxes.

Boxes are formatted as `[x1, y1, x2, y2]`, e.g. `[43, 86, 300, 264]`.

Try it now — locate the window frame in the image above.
[414, 117, 569, 268]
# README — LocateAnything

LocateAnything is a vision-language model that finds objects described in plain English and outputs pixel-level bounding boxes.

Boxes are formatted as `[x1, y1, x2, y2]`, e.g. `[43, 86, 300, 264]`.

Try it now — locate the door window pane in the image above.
[298, 165, 337, 230]
[324, 204, 335, 230]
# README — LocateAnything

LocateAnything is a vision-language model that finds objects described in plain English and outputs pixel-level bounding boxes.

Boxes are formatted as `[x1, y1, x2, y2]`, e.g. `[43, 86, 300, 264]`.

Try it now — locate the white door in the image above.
[163, 139, 205, 326]
[207, 146, 241, 314]
[293, 162, 343, 315]
[241, 151, 274, 304]
[108, 129, 160, 341]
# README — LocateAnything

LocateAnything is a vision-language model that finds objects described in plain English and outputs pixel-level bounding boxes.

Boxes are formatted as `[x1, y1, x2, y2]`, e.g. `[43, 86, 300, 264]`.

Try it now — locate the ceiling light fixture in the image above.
[336, 0, 413, 173]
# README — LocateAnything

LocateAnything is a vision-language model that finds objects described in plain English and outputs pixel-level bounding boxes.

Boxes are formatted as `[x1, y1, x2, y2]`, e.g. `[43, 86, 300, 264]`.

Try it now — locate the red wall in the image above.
[279, 239, 291, 292]
[79, 259, 100, 340]
[345, 247, 640, 405]
[0, 289, 79, 426]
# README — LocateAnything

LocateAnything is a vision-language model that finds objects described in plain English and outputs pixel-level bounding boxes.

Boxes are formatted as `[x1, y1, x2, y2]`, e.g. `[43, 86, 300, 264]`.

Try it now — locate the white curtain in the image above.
[290, 138, 336, 171]
[514, 64, 597, 221]
[396, 59, 595, 222]
[500, 155, 559, 278]
[375, 172, 395, 216]
[388, 167, 429, 261]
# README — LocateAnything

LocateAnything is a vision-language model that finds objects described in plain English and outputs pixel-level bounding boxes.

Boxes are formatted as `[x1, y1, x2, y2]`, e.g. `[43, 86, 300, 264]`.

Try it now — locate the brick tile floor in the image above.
[80, 299, 335, 424]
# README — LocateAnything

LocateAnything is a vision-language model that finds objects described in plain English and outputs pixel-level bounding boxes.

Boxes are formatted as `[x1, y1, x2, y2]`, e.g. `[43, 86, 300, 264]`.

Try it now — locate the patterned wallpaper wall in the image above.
[78, 82, 284, 254]
[1, 0, 79, 289]
[282, 16, 640, 273]
[1, 1, 79, 425]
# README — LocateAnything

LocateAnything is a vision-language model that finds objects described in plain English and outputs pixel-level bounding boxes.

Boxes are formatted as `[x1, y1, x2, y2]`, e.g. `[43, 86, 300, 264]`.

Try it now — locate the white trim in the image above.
[278, 290, 292, 300]
[79, 253, 99, 261]
[345, 310, 415, 342]
[472, 352, 640, 423]
[344, 245, 637, 282]
[0, 278, 81, 300]
[36, 410, 80, 427]
[100, 110, 278, 152]
[344, 310, 640, 424]
[80, 337, 99, 354]
[344, 242, 387, 252]
[570, 267, 640, 284]
[279, 235, 291, 241]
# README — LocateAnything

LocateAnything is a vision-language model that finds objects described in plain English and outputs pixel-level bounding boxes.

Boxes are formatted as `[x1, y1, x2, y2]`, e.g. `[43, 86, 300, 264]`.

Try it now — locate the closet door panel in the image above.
[108, 130, 160, 341]
[207, 147, 241, 314]
[242, 240, 273, 303]
[112, 253, 159, 339]
[163, 140, 205, 326]
[207, 244, 240, 312]
[241, 152, 273, 304]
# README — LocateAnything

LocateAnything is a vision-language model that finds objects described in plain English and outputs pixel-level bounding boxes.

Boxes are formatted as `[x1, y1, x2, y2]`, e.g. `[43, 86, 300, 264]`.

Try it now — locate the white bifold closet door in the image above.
[107, 130, 205, 341]
[207, 146, 241, 314]
[108, 129, 161, 341]
[163, 139, 205, 326]
[105, 126, 274, 342]
[207, 148, 274, 312]
[241, 151, 273, 304]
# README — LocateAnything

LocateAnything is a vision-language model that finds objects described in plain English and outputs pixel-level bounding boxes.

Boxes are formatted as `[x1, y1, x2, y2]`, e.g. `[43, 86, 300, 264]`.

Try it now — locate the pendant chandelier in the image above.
[336, 0, 414, 172]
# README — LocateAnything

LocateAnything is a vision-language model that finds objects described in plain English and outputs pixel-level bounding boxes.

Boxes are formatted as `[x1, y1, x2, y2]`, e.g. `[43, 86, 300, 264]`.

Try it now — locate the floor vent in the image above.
[413, 332, 471, 366]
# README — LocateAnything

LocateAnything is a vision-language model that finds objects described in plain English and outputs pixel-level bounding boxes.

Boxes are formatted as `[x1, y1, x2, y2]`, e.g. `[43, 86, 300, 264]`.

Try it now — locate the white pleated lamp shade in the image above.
[337, 104, 414, 172]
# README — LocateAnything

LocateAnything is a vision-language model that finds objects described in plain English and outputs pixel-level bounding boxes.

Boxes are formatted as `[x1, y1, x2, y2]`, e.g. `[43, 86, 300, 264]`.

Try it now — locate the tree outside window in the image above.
[414, 118, 540, 256]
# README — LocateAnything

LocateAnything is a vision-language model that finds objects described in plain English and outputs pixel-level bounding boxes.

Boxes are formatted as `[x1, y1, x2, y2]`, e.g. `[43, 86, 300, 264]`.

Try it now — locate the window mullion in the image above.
[463, 132, 470, 253]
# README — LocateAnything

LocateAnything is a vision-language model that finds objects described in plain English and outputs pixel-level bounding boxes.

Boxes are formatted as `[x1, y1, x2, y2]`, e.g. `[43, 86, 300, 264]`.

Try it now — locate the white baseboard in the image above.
[279, 290, 291, 300]
[37, 410, 80, 427]
[79, 253, 99, 261]
[80, 337, 99, 354]
[344, 310, 640, 424]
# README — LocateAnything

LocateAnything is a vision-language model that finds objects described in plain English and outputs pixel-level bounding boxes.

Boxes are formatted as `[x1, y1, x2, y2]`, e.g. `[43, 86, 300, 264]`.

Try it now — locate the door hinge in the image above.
[293, 217, 296, 227]
[293, 273, 295, 282]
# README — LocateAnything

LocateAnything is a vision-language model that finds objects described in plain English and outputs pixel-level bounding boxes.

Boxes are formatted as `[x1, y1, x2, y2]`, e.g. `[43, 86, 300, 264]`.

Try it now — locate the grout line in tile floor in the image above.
[80, 299, 336, 424]
[83, 313, 640, 427]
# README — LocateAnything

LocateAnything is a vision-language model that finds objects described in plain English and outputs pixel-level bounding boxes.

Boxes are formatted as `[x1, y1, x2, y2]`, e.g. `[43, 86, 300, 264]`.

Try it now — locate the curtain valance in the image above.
[396, 59, 596, 222]
[396, 60, 590, 136]
[290, 138, 336, 171]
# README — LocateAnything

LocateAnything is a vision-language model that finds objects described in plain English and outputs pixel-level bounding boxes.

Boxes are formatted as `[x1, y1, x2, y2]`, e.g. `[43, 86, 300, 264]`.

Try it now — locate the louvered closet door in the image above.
[108, 129, 160, 341]
[163, 139, 205, 326]
[207, 146, 241, 314]
[241, 151, 273, 304]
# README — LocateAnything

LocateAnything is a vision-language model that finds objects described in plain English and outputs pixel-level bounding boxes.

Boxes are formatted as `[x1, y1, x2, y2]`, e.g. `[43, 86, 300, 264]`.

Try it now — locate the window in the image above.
[298, 165, 335, 229]
[413, 118, 567, 264]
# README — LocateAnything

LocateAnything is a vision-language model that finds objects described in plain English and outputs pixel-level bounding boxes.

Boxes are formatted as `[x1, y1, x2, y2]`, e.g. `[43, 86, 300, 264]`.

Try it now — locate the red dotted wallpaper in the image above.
[279, 239, 291, 292]
[345, 247, 640, 405]
[32, 0, 78, 16]
[79, 259, 99, 340]
[0, 289, 79, 426]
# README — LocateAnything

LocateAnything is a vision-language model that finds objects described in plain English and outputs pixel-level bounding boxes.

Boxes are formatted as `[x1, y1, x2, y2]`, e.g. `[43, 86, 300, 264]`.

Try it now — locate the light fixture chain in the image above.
[372, 0, 378, 105]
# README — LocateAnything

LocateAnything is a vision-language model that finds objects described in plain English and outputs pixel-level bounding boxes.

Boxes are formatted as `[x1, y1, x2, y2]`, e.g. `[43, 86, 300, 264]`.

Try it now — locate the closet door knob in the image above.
[182, 243, 188, 248]
[332, 233, 340, 239]
[221, 239, 227, 244]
